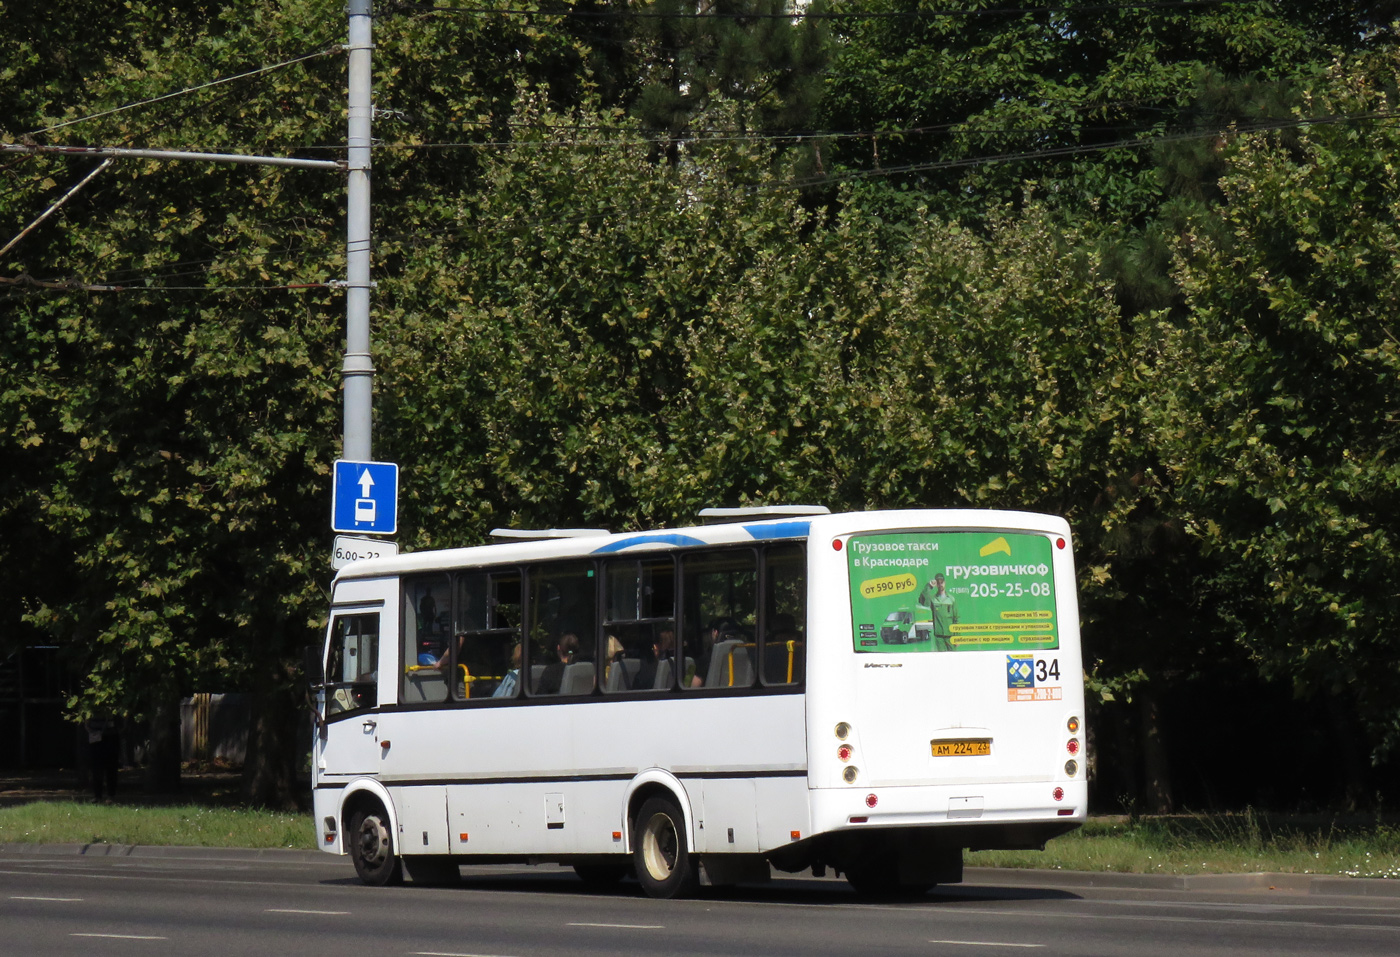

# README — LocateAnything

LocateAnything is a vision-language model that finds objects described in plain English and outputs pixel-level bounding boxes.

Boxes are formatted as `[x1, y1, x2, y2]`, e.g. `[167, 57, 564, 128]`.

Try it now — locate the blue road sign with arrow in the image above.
[332, 460, 398, 535]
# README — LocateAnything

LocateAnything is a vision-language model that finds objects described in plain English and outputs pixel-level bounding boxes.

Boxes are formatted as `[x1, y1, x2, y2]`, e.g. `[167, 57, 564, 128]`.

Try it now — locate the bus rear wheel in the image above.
[349, 805, 403, 886]
[632, 795, 699, 899]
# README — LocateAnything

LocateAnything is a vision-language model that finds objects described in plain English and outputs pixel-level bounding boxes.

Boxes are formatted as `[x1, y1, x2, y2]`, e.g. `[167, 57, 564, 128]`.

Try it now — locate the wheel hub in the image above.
[358, 815, 389, 866]
[641, 811, 678, 881]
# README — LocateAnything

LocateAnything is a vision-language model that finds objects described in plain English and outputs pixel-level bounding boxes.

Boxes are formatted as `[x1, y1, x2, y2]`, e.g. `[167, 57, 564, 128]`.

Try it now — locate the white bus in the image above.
[312, 507, 1087, 898]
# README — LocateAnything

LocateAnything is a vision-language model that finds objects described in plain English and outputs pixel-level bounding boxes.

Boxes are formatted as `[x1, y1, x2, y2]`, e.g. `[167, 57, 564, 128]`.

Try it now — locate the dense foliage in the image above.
[4, 0, 1400, 809]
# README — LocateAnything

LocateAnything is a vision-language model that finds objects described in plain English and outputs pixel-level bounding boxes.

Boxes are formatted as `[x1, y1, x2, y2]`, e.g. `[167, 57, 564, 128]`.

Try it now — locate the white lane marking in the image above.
[267, 908, 351, 915]
[950, 906, 1400, 934]
[12, 895, 83, 901]
[72, 933, 168, 940]
[567, 921, 664, 929]
[410, 952, 521, 957]
[929, 942, 1045, 949]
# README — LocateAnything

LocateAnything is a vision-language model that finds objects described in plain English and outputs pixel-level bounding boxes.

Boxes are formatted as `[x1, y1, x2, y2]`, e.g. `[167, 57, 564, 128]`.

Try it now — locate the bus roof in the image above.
[330, 508, 1071, 582]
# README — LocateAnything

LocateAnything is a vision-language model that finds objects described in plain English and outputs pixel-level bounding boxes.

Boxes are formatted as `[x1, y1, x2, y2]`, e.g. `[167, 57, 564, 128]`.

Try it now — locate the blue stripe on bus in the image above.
[589, 523, 810, 553]
[591, 532, 708, 553]
[743, 521, 811, 540]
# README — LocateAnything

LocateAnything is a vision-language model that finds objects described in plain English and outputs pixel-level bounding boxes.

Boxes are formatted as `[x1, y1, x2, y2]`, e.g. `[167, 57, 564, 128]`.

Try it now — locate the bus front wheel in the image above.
[349, 805, 403, 886]
[632, 795, 699, 899]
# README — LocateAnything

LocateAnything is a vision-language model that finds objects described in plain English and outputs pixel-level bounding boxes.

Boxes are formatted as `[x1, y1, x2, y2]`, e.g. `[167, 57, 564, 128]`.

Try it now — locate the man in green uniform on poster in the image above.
[917, 573, 958, 651]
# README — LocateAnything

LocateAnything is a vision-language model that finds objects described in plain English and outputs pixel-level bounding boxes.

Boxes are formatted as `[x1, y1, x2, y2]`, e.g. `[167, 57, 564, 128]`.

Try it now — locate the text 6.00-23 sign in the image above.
[331, 536, 398, 571]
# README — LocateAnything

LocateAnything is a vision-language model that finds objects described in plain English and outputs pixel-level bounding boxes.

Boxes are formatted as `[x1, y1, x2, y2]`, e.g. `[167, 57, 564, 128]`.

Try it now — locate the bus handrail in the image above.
[405, 662, 508, 698]
[725, 642, 757, 687]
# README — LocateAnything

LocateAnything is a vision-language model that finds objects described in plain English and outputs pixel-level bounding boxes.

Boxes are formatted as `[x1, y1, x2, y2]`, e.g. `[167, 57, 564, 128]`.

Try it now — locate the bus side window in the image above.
[453, 570, 521, 701]
[761, 543, 806, 686]
[602, 557, 676, 693]
[681, 549, 757, 691]
[528, 563, 597, 697]
[402, 574, 451, 705]
[326, 613, 379, 716]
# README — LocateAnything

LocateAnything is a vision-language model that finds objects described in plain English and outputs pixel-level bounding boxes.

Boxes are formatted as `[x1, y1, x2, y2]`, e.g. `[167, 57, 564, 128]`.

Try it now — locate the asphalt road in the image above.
[1, 848, 1398, 957]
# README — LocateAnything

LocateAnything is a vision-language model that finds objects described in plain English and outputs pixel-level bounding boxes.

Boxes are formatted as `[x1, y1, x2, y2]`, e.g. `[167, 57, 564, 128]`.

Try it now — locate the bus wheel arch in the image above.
[622, 771, 696, 855]
[341, 783, 402, 886]
[624, 773, 699, 899]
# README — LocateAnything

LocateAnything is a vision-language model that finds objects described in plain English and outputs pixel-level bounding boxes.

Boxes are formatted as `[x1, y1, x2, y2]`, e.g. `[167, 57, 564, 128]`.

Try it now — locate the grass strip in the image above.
[0, 801, 315, 851]
[969, 812, 1400, 878]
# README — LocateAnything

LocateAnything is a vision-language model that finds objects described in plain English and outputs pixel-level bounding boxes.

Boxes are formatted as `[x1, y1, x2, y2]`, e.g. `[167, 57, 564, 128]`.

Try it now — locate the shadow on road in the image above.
[331, 868, 1083, 906]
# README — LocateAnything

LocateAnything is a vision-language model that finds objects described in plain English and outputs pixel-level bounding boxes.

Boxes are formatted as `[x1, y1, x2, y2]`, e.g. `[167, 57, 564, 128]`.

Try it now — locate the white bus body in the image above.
[312, 509, 1087, 897]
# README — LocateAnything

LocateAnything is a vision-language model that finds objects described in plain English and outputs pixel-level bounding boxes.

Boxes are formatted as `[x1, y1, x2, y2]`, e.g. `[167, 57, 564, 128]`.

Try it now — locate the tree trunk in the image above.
[1140, 689, 1173, 814]
[143, 691, 183, 795]
[241, 683, 304, 809]
[1326, 693, 1368, 811]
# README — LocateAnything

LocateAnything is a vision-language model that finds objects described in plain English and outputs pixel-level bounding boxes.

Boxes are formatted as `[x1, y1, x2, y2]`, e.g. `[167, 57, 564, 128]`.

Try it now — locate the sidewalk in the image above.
[0, 767, 247, 807]
[0, 770, 86, 805]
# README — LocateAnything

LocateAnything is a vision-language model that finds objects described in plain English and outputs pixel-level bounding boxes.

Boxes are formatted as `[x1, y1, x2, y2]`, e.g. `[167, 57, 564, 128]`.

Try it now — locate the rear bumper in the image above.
[809, 779, 1087, 848]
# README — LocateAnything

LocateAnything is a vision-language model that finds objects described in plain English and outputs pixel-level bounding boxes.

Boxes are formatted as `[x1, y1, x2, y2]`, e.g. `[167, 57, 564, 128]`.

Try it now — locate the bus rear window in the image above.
[847, 531, 1058, 653]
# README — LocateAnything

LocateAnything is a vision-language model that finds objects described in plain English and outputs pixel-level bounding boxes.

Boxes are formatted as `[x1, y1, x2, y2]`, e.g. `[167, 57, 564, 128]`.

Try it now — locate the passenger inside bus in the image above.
[603, 635, 632, 690]
[632, 628, 676, 690]
[689, 617, 739, 688]
[492, 641, 522, 698]
[534, 632, 578, 695]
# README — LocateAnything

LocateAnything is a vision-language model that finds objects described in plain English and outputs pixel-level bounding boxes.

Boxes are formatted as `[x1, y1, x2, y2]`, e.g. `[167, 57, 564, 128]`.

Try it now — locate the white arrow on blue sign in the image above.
[332, 459, 398, 535]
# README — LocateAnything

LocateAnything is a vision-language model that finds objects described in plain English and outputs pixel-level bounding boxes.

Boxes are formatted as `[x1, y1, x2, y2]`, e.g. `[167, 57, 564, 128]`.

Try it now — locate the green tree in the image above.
[0, 0, 619, 803]
[2, 1, 352, 803]
[819, 0, 1335, 215]
[1145, 45, 1400, 801]
[552, 0, 829, 138]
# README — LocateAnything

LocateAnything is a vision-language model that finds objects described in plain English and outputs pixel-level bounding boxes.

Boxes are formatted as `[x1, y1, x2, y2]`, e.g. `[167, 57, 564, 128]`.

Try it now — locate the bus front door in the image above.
[318, 611, 384, 777]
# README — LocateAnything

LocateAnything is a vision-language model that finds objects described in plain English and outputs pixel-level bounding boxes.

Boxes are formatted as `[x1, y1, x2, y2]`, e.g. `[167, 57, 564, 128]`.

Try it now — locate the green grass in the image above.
[968, 811, 1400, 878]
[0, 801, 315, 850]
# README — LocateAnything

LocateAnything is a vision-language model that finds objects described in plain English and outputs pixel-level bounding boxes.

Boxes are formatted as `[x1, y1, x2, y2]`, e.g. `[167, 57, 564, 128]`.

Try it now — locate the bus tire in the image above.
[349, 805, 403, 886]
[403, 855, 460, 886]
[632, 795, 699, 899]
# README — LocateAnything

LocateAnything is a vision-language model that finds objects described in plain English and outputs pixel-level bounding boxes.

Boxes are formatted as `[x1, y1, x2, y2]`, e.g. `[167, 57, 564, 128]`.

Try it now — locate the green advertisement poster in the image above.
[848, 531, 1058, 654]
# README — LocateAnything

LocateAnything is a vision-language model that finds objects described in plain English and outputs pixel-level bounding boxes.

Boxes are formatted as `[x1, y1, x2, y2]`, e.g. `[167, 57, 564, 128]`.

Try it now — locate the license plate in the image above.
[931, 738, 991, 757]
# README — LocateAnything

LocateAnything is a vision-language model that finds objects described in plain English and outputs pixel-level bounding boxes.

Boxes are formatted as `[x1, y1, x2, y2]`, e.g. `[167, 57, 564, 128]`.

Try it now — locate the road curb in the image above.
[1308, 875, 1400, 898]
[0, 843, 331, 865]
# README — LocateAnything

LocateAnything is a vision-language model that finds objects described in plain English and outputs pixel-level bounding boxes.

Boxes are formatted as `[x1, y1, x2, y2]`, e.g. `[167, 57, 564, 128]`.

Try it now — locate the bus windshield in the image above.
[847, 530, 1059, 654]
